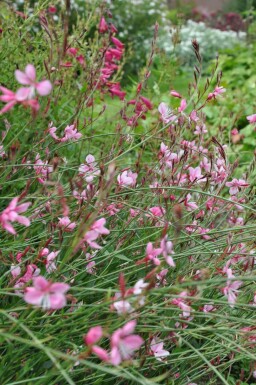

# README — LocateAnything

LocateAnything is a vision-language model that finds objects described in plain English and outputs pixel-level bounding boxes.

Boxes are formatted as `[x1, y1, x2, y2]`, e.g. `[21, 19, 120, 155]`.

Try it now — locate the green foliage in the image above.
[0, 2, 256, 385]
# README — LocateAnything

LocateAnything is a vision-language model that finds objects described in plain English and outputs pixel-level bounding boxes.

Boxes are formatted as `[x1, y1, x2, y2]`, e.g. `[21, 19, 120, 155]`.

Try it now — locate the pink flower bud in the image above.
[84, 326, 103, 345]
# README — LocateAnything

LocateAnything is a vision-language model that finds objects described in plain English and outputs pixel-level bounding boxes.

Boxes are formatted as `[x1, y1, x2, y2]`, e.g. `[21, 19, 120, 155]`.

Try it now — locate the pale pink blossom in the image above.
[49, 125, 59, 140]
[49, 124, 82, 142]
[156, 269, 168, 286]
[83, 218, 109, 249]
[106, 204, 120, 216]
[145, 242, 162, 265]
[150, 337, 169, 361]
[15, 64, 52, 97]
[110, 320, 143, 365]
[10, 264, 21, 279]
[158, 102, 177, 124]
[73, 189, 87, 202]
[160, 236, 175, 267]
[188, 166, 206, 183]
[79, 155, 100, 183]
[226, 178, 249, 195]
[190, 110, 199, 122]
[207, 86, 226, 101]
[117, 170, 137, 188]
[0, 197, 31, 234]
[0, 86, 39, 114]
[130, 208, 140, 218]
[85, 253, 96, 274]
[148, 206, 166, 217]
[0, 144, 5, 157]
[34, 154, 53, 184]
[202, 304, 216, 313]
[13, 264, 41, 292]
[184, 194, 198, 211]
[24, 276, 70, 310]
[0, 86, 19, 114]
[247, 114, 256, 124]
[194, 124, 207, 135]
[113, 299, 134, 315]
[171, 291, 191, 317]
[58, 216, 76, 232]
[197, 227, 211, 240]
[133, 279, 148, 295]
[222, 268, 242, 307]
[200, 157, 211, 172]
[160, 143, 179, 168]
[61, 125, 82, 142]
[45, 251, 59, 273]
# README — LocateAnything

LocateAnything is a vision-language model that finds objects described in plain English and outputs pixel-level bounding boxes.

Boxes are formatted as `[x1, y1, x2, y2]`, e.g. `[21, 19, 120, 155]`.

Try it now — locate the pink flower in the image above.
[45, 251, 59, 273]
[202, 304, 216, 313]
[222, 268, 242, 308]
[10, 264, 21, 279]
[117, 170, 137, 188]
[48, 5, 57, 13]
[158, 102, 176, 124]
[190, 110, 199, 122]
[226, 178, 249, 195]
[79, 154, 100, 183]
[84, 218, 109, 249]
[207, 86, 226, 101]
[85, 253, 96, 274]
[15, 64, 52, 97]
[139, 96, 153, 110]
[0, 197, 31, 234]
[171, 291, 191, 317]
[148, 206, 166, 217]
[84, 326, 103, 345]
[99, 16, 108, 33]
[113, 299, 133, 315]
[58, 216, 76, 232]
[66, 47, 78, 57]
[61, 124, 82, 142]
[0, 144, 5, 157]
[13, 264, 41, 292]
[111, 36, 124, 49]
[150, 338, 169, 361]
[109, 83, 126, 100]
[0, 86, 18, 114]
[34, 154, 53, 184]
[92, 345, 110, 361]
[184, 194, 198, 211]
[110, 320, 143, 365]
[178, 99, 187, 113]
[188, 166, 206, 183]
[145, 242, 162, 265]
[247, 114, 256, 124]
[160, 236, 175, 267]
[91, 218, 109, 235]
[49, 125, 59, 140]
[133, 279, 148, 295]
[0, 86, 39, 114]
[24, 276, 70, 310]
[170, 90, 182, 98]
[194, 124, 207, 135]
